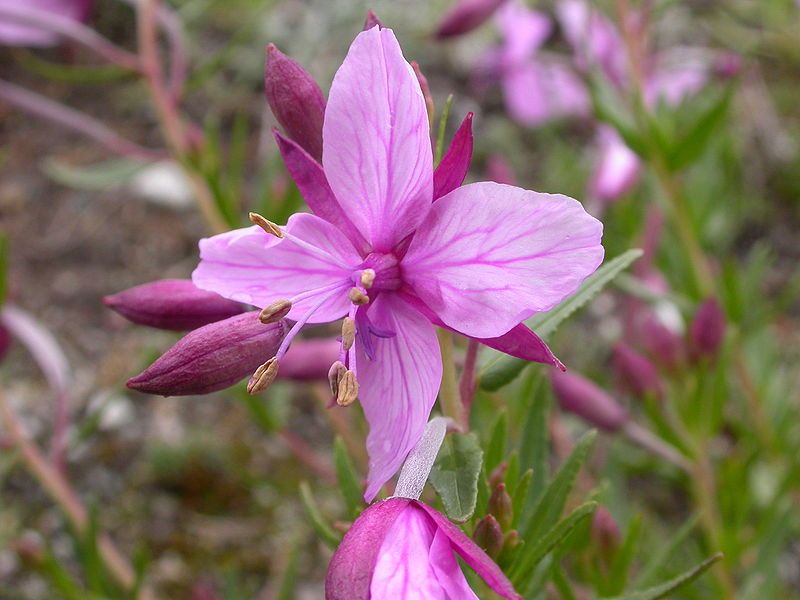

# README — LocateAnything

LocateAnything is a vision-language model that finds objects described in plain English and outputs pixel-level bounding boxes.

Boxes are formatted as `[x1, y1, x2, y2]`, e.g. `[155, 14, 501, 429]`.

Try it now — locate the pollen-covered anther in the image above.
[248, 212, 284, 238]
[360, 269, 376, 289]
[348, 287, 370, 305]
[247, 357, 279, 394]
[328, 360, 347, 397]
[336, 370, 359, 406]
[259, 299, 292, 324]
[341, 317, 356, 351]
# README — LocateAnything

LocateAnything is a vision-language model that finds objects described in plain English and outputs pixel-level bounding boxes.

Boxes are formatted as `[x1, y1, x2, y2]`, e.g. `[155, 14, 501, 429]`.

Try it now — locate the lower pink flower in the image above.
[0, 0, 91, 47]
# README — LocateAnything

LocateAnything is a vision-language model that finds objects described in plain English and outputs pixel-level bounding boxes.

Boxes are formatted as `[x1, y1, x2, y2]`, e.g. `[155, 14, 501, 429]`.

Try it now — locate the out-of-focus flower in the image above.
[689, 297, 726, 362]
[435, 0, 508, 39]
[278, 338, 341, 381]
[104, 279, 245, 331]
[264, 43, 326, 162]
[325, 497, 520, 599]
[638, 313, 685, 371]
[591, 506, 621, 553]
[589, 126, 641, 202]
[127, 311, 287, 396]
[613, 342, 663, 401]
[550, 369, 628, 431]
[0, 324, 11, 362]
[193, 26, 604, 500]
[0, 0, 92, 47]
[129, 161, 194, 211]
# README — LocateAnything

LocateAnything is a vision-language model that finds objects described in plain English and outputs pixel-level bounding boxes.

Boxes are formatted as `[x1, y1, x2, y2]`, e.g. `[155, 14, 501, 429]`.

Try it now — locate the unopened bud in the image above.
[472, 514, 504, 559]
[362, 10, 385, 30]
[14, 533, 44, 565]
[0, 324, 11, 362]
[550, 370, 628, 432]
[260, 299, 292, 324]
[248, 357, 279, 394]
[502, 529, 520, 554]
[278, 339, 341, 381]
[411, 60, 435, 125]
[714, 52, 742, 79]
[104, 279, 245, 331]
[435, 0, 507, 39]
[690, 297, 725, 362]
[639, 314, 685, 372]
[487, 483, 513, 531]
[127, 312, 286, 396]
[341, 317, 356, 351]
[613, 342, 663, 401]
[249, 212, 283, 237]
[336, 370, 359, 406]
[328, 360, 347, 397]
[591, 506, 621, 555]
[265, 43, 326, 162]
[348, 287, 369, 305]
[488, 461, 508, 490]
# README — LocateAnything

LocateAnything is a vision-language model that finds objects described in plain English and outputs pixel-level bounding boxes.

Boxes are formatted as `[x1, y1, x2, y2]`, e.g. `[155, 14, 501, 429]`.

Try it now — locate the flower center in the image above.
[357, 252, 401, 292]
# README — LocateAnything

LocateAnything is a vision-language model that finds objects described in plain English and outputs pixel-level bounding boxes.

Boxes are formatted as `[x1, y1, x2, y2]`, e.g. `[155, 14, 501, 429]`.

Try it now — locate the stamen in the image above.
[328, 361, 347, 397]
[249, 212, 284, 237]
[341, 317, 356, 351]
[360, 269, 376, 289]
[248, 357, 279, 394]
[259, 299, 292, 323]
[348, 287, 370, 305]
[336, 370, 359, 406]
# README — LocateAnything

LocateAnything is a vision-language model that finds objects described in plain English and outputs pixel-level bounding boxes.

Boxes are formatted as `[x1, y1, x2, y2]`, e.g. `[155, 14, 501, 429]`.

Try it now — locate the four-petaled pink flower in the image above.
[0, 0, 92, 47]
[193, 25, 603, 500]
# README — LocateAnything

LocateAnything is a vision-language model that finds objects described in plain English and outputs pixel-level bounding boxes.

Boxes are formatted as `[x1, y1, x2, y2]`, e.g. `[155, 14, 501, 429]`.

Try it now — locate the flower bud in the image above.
[487, 483, 513, 531]
[638, 314, 685, 372]
[279, 339, 341, 381]
[488, 461, 508, 490]
[690, 297, 726, 362]
[362, 10, 384, 31]
[265, 43, 326, 162]
[613, 342, 663, 401]
[550, 370, 628, 432]
[435, 0, 508, 39]
[591, 506, 621, 554]
[472, 514, 504, 559]
[326, 498, 520, 599]
[104, 279, 244, 331]
[127, 311, 287, 396]
[0, 324, 11, 362]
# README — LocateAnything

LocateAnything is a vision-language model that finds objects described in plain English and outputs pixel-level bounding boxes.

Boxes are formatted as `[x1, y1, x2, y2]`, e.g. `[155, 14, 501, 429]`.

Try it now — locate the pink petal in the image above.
[416, 502, 521, 599]
[502, 58, 589, 126]
[496, 0, 551, 64]
[0, 0, 91, 47]
[590, 126, 641, 202]
[356, 294, 442, 501]
[193, 215, 361, 323]
[429, 528, 480, 599]
[645, 61, 708, 107]
[325, 498, 411, 600]
[323, 27, 433, 252]
[273, 130, 369, 253]
[403, 182, 604, 339]
[370, 504, 447, 598]
[433, 113, 474, 200]
[556, 0, 625, 84]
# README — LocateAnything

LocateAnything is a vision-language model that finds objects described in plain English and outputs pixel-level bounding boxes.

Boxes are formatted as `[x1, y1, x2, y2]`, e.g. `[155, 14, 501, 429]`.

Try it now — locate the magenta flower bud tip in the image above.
[592, 506, 621, 551]
[435, 0, 508, 39]
[362, 10, 384, 31]
[127, 311, 287, 396]
[265, 43, 326, 162]
[326, 498, 520, 599]
[550, 369, 628, 432]
[613, 342, 663, 401]
[278, 338, 341, 381]
[473, 514, 504, 559]
[690, 297, 726, 362]
[639, 314, 685, 371]
[104, 279, 245, 331]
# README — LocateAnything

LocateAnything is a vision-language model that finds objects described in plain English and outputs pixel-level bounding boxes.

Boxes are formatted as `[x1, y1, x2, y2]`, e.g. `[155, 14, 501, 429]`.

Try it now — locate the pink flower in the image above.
[0, 0, 91, 47]
[193, 26, 604, 500]
[326, 498, 520, 600]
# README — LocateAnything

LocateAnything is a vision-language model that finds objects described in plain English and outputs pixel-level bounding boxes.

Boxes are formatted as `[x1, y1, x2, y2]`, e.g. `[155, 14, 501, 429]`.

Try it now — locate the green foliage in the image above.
[334, 436, 364, 519]
[429, 432, 483, 522]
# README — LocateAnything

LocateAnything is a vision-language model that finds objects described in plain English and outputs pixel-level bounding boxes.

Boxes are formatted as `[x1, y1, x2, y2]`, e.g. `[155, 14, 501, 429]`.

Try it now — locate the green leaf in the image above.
[606, 515, 642, 595]
[666, 88, 733, 172]
[634, 515, 699, 587]
[434, 94, 454, 165]
[511, 469, 533, 529]
[429, 432, 483, 522]
[298, 481, 341, 549]
[479, 249, 643, 391]
[485, 411, 508, 475]
[587, 73, 647, 157]
[511, 501, 598, 584]
[605, 553, 722, 600]
[275, 538, 302, 600]
[334, 437, 364, 519]
[42, 157, 147, 191]
[518, 375, 550, 504]
[518, 430, 597, 546]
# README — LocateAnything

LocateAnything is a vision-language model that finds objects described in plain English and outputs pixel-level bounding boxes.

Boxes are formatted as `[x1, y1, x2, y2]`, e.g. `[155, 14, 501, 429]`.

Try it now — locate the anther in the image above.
[341, 317, 356, 351]
[360, 269, 376, 289]
[336, 370, 359, 406]
[259, 299, 292, 324]
[247, 357, 279, 394]
[249, 212, 284, 238]
[328, 361, 347, 397]
[348, 287, 369, 305]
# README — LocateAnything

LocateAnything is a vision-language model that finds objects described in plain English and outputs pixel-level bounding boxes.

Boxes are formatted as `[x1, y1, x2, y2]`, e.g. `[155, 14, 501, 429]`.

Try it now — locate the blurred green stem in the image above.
[438, 330, 464, 429]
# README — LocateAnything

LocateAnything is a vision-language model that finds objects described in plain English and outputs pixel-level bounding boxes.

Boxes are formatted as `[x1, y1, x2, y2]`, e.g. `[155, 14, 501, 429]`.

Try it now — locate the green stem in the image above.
[437, 329, 464, 428]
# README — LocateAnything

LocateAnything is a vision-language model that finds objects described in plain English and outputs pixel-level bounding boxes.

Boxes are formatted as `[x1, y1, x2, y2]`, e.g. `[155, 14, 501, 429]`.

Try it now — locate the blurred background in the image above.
[1, 0, 799, 598]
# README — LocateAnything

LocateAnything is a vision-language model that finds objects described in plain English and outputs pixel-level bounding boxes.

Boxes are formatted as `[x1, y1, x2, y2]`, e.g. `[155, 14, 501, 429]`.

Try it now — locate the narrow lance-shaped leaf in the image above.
[485, 410, 508, 476]
[298, 481, 341, 549]
[606, 553, 723, 600]
[429, 432, 483, 522]
[334, 437, 364, 519]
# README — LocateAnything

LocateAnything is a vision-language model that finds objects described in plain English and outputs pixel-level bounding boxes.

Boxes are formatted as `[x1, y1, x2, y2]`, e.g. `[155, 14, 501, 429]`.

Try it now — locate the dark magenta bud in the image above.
[487, 483, 513, 531]
[0, 324, 11, 362]
[362, 10, 384, 30]
[265, 43, 326, 162]
[127, 311, 287, 396]
[435, 0, 508, 39]
[472, 514, 505, 559]
[278, 338, 340, 381]
[613, 342, 663, 401]
[591, 506, 621, 554]
[104, 279, 245, 331]
[550, 370, 628, 432]
[639, 314, 685, 371]
[690, 297, 726, 362]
